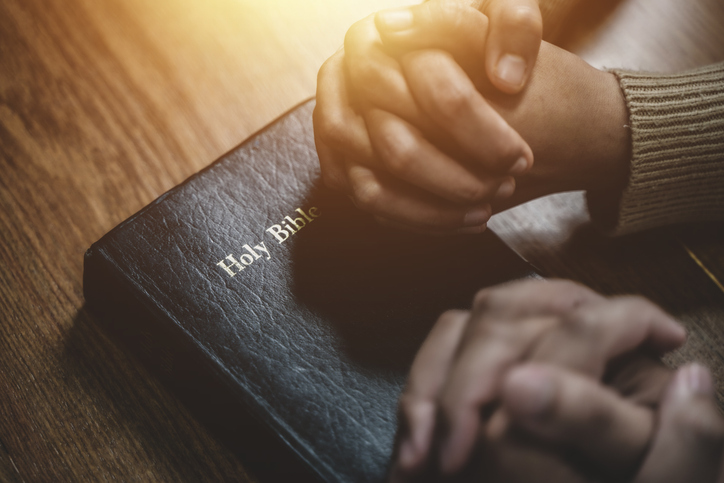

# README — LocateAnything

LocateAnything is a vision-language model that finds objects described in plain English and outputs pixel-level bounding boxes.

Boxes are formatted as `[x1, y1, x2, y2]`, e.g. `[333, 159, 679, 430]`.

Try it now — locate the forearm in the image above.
[483, 41, 631, 209]
[484, 44, 724, 234]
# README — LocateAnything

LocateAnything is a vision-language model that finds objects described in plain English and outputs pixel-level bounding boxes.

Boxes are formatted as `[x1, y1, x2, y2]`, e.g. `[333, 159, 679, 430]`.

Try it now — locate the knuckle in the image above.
[501, 5, 543, 38]
[472, 279, 534, 312]
[433, 80, 474, 121]
[315, 63, 327, 87]
[472, 316, 518, 343]
[486, 124, 525, 170]
[320, 166, 345, 192]
[565, 307, 601, 339]
[473, 284, 500, 313]
[379, 132, 417, 177]
[545, 280, 599, 314]
[350, 175, 381, 211]
[351, 58, 380, 91]
[437, 309, 468, 330]
[615, 295, 664, 322]
[473, 288, 492, 310]
[316, 57, 334, 86]
[343, 20, 384, 90]
[316, 112, 347, 148]
[433, 1, 467, 29]
[497, 133, 523, 160]
[343, 19, 366, 54]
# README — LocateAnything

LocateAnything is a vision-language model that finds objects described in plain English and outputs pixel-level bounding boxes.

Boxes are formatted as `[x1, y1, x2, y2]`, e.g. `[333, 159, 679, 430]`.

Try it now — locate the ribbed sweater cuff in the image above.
[588, 63, 724, 235]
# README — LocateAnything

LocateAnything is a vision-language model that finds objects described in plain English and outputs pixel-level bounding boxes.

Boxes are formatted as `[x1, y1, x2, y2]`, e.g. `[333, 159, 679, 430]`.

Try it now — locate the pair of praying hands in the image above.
[313, 1, 724, 480]
[314, 0, 630, 235]
[390, 279, 724, 482]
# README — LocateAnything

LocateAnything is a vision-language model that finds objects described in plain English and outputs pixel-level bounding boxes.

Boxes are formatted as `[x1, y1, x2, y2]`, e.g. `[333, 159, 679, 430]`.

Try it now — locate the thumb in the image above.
[635, 363, 724, 483]
[482, 0, 542, 93]
[500, 363, 654, 480]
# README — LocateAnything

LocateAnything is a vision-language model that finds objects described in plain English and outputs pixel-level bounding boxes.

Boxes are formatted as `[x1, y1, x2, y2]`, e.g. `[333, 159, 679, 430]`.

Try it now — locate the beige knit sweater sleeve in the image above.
[587, 63, 724, 235]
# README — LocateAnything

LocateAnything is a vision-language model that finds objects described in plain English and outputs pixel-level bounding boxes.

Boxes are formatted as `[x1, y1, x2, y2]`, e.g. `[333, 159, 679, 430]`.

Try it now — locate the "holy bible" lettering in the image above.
[265, 207, 319, 244]
[216, 206, 319, 278]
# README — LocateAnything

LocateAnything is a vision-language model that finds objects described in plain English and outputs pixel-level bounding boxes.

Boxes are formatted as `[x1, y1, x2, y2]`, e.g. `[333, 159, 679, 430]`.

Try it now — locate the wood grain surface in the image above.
[0, 0, 722, 481]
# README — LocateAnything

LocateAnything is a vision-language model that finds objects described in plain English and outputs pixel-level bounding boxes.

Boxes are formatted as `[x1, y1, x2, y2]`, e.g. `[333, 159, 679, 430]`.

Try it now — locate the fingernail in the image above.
[671, 363, 714, 402]
[496, 54, 527, 88]
[509, 156, 530, 175]
[684, 363, 713, 396]
[494, 177, 516, 201]
[457, 224, 487, 235]
[376, 9, 414, 31]
[463, 205, 491, 226]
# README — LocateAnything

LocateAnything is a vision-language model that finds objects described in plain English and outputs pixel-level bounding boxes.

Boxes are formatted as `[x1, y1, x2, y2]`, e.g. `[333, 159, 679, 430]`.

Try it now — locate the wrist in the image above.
[581, 69, 631, 195]
[486, 43, 632, 207]
[537, 47, 632, 195]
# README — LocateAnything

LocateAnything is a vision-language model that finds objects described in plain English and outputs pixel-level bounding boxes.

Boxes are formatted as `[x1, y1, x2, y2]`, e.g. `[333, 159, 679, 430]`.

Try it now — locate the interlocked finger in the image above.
[364, 107, 508, 205]
[529, 296, 687, 377]
[501, 363, 654, 479]
[345, 163, 491, 231]
[343, 15, 436, 132]
[401, 49, 534, 176]
[314, 51, 377, 165]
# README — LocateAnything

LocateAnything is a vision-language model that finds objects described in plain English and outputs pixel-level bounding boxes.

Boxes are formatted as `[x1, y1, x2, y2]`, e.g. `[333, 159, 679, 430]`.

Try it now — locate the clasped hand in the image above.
[314, 0, 630, 234]
[390, 279, 724, 482]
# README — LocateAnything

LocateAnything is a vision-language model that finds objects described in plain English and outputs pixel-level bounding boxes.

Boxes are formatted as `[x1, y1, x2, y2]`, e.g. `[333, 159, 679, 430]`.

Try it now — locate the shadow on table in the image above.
[66, 306, 293, 482]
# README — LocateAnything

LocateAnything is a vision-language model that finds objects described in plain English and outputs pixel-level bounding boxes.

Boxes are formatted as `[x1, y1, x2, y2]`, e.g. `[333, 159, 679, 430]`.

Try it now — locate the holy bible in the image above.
[83, 99, 538, 482]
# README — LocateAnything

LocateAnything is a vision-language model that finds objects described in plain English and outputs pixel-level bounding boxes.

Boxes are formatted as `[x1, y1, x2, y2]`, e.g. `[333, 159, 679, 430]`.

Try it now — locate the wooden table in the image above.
[1, 0, 722, 480]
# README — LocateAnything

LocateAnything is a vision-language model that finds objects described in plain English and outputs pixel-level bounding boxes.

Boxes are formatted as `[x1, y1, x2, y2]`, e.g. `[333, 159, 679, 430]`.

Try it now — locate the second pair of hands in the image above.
[390, 279, 724, 482]
[314, 0, 631, 234]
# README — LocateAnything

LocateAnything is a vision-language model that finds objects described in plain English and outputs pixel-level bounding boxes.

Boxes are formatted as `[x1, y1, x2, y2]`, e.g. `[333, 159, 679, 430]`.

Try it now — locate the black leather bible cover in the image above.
[83, 99, 538, 483]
